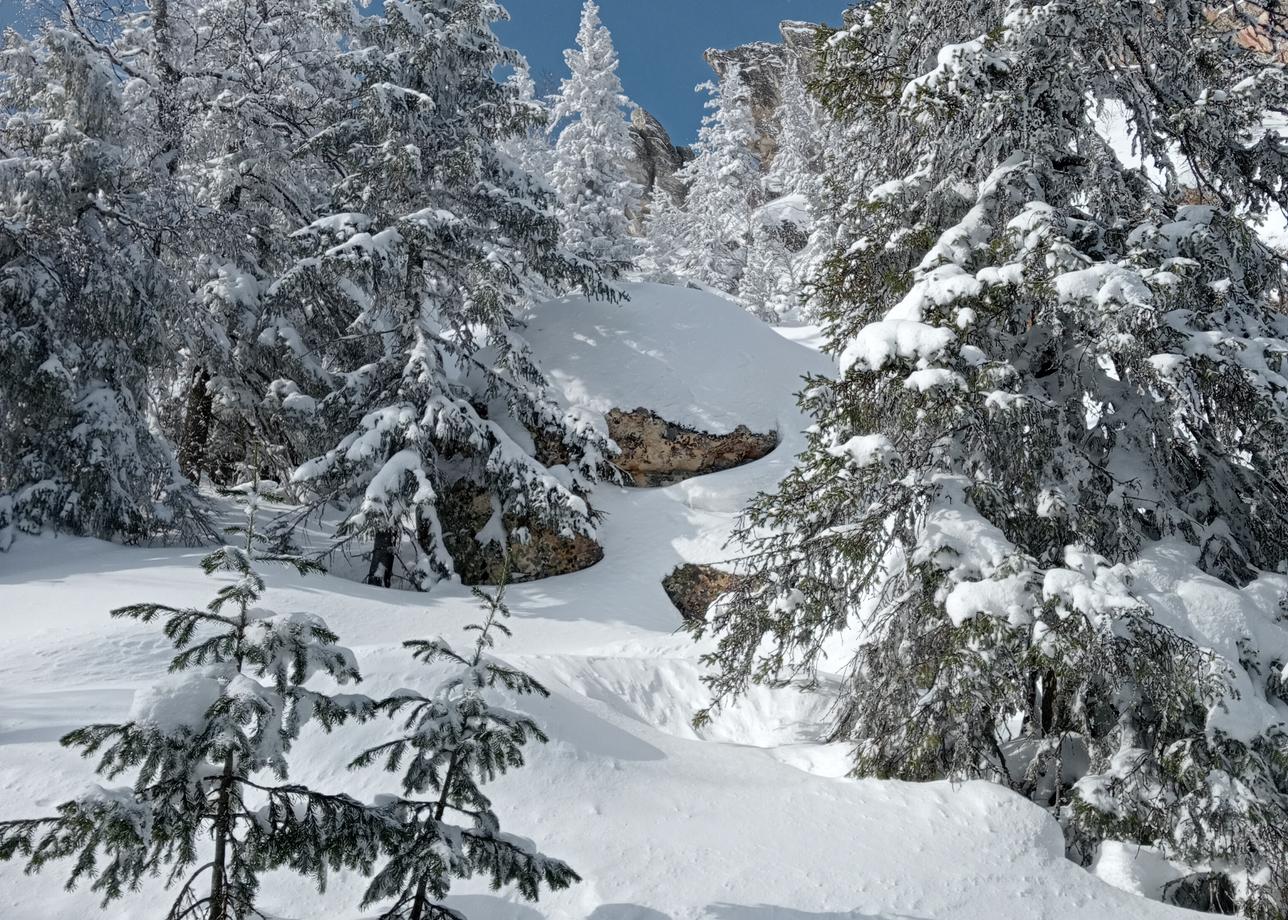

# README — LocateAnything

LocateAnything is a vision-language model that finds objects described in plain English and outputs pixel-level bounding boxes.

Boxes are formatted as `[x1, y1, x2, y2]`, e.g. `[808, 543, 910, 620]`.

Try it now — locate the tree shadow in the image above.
[705, 906, 928, 920]
[587, 906, 674, 920]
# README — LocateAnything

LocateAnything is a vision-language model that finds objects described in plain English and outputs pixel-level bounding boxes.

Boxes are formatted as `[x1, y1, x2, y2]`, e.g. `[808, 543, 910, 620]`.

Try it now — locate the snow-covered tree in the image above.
[0, 479, 378, 919]
[640, 183, 689, 284]
[502, 55, 556, 186]
[151, 0, 349, 486]
[674, 68, 760, 294]
[0, 17, 207, 550]
[351, 568, 579, 919]
[549, 0, 641, 266]
[764, 66, 822, 202]
[739, 219, 797, 321]
[269, 0, 620, 589]
[696, 2, 1288, 913]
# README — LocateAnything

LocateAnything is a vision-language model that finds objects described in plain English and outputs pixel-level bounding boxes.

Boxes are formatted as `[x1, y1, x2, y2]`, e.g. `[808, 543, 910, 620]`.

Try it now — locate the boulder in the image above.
[605, 407, 777, 487]
[438, 480, 603, 586]
[663, 563, 746, 624]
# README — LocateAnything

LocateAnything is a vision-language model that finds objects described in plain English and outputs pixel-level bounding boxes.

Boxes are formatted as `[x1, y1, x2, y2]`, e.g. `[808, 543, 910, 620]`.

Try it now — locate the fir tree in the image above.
[0, 15, 208, 549]
[351, 564, 579, 920]
[269, 0, 620, 589]
[549, 0, 642, 266]
[0, 478, 381, 919]
[696, 2, 1288, 913]
[674, 68, 760, 295]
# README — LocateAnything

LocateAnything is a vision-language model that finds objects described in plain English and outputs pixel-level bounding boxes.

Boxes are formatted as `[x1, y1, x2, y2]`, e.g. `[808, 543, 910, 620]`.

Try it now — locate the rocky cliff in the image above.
[704, 20, 824, 167]
[628, 107, 692, 199]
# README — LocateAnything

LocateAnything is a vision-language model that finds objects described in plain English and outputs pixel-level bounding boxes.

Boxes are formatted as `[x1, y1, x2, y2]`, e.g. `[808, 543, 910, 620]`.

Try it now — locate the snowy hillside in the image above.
[0, 285, 1200, 920]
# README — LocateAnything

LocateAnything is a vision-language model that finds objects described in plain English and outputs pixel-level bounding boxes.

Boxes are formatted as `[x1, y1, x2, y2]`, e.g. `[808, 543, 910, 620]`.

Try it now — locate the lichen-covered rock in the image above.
[663, 564, 745, 623]
[438, 480, 603, 586]
[605, 408, 777, 487]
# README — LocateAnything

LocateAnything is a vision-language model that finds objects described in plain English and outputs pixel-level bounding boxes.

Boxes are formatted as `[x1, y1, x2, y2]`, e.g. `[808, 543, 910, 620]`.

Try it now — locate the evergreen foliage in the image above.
[0, 479, 378, 919]
[673, 68, 761, 295]
[695, 2, 1288, 913]
[351, 564, 579, 920]
[549, 0, 642, 266]
[0, 14, 208, 549]
[264, 0, 621, 588]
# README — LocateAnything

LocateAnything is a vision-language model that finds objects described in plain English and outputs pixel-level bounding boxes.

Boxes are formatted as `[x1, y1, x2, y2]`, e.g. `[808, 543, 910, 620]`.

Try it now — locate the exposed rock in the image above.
[663, 563, 746, 624]
[438, 480, 603, 586]
[606, 407, 777, 487]
[704, 20, 825, 169]
[629, 107, 693, 200]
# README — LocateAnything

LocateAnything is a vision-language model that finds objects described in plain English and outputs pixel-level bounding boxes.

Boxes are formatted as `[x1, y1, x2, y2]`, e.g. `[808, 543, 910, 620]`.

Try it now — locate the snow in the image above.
[0, 282, 1202, 920]
[838, 319, 955, 376]
[756, 193, 810, 229]
[525, 283, 828, 434]
[127, 668, 228, 734]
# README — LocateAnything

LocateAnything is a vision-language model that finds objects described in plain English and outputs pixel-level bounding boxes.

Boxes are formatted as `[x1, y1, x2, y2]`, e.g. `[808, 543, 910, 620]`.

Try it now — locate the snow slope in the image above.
[0, 284, 1199, 919]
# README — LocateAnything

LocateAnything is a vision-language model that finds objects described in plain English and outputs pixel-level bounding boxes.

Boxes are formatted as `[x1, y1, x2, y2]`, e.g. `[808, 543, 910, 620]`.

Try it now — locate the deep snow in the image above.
[0, 284, 1201, 919]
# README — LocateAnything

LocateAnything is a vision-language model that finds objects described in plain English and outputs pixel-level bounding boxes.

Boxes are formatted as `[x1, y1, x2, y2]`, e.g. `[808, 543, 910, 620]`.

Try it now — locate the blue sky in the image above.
[497, 0, 846, 143]
[0, 0, 848, 142]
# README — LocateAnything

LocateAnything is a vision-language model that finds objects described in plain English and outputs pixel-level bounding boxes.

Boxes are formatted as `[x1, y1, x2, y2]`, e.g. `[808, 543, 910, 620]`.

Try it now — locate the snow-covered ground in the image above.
[0, 284, 1199, 919]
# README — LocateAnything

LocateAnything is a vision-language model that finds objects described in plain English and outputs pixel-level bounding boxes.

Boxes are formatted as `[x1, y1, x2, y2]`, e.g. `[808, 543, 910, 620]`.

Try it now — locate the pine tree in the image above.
[549, 0, 642, 266]
[674, 68, 760, 294]
[695, 2, 1288, 913]
[0, 477, 381, 918]
[739, 219, 796, 321]
[0, 15, 208, 549]
[351, 564, 579, 920]
[268, 0, 620, 589]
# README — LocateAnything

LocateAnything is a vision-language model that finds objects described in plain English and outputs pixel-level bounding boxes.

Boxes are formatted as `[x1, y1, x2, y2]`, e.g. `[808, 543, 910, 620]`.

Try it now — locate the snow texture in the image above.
[0, 284, 1204, 919]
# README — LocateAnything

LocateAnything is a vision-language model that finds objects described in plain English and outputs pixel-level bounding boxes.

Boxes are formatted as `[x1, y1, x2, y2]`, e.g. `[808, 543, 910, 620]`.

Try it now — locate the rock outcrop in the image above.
[605, 408, 777, 487]
[704, 20, 824, 168]
[628, 107, 693, 200]
[663, 563, 745, 624]
[439, 480, 604, 586]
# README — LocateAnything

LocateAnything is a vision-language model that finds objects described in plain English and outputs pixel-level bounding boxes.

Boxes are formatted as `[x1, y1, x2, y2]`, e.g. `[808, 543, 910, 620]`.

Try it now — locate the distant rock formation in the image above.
[628, 107, 692, 200]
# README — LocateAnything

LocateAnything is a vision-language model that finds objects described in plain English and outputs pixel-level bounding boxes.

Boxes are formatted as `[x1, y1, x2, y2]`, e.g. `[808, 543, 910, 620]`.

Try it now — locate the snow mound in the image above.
[525, 282, 830, 434]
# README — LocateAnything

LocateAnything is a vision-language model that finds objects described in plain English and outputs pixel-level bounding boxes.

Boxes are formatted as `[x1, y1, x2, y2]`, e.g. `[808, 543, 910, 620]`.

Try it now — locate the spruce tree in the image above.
[674, 68, 760, 295]
[351, 566, 579, 920]
[549, 0, 642, 266]
[696, 2, 1288, 913]
[0, 15, 208, 549]
[0, 478, 381, 919]
[269, 0, 620, 589]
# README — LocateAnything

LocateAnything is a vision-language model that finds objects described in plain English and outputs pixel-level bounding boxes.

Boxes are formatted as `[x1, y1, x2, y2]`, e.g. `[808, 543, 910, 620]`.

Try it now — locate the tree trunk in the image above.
[1040, 669, 1058, 736]
[208, 752, 235, 920]
[179, 366, 213, 484]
